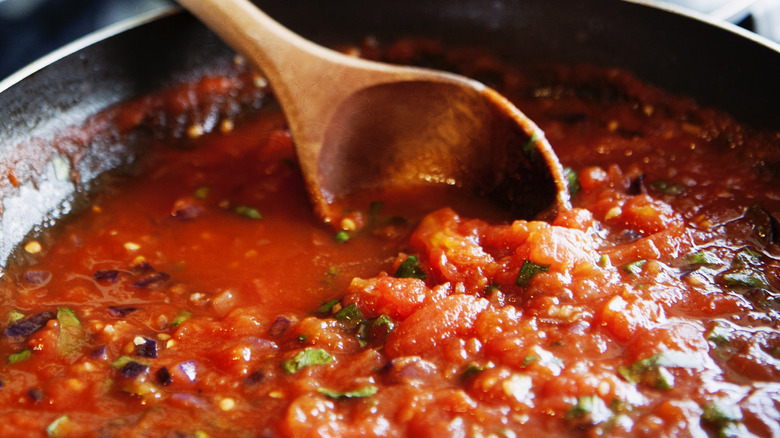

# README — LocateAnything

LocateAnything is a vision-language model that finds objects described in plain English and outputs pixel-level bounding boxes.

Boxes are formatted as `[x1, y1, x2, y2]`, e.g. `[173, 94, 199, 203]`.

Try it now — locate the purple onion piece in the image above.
[244, 370, 264, 386]
[132, 262, 154, 274]
[172, 204, 203, 220]
[268, 315, 292, 338]
[5, 311, 56, 337]
[107, 306, 138, 317]
[24, 270, 51, 285]
[90, 345, 108, 359]
[178, 361, 197, 382]
[157, 366, 173, 386]
[94, 270, 119, 283]
[28, 388, 44, 402]
[170, 393, 207, 409]
[122, 361, 149, 379]
[135, 337, 158, 358]
[131, 272, 171, 288]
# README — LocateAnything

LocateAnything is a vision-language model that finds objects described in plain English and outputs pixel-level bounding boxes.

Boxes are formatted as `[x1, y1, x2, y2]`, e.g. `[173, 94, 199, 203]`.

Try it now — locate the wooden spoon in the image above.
[176, 0, 570, 224]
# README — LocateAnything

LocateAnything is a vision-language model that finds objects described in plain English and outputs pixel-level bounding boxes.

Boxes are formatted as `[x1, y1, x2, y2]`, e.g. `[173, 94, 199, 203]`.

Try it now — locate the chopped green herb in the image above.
[46, 414, 71, 438]
[566, 395, 599, 419]
[722, 269, 769, 288]
[522, 132, 540, 159]
[7, 309, 25, 324]
[334, 303, 364, 327]
[356, 321, 370, 347]
[598, 255, 611, 268]
[315, 299, 339, 314]
[110, 355, 136, 370]
[516, 260, 550, 286]
[618, 351, 700, 388]
[682, 251, 721, 266]
[57, 307, 86, 357]
[655, 366, 675, 390]
[460, 361, 495, 380]
[706, 323, 732, 347]
[651, 180, 685, 195]
[234, 205, 262, 219]
[702, 402, 743, 425]
[564, 167, 580, 198]
[622, 260, 647, 276]
[171, 310, 192, 327]
[733, 248, 762, 267]
[334, 231, 350, 243]
[8, 348, 32, 364]
[281, 348, 333, 374]
[193, 186, 210, 199]
[372, 314, 395, 332]
[326, 266, 339, 276]
[522, 355, 541, 367]
[395, 255, 426, 280]
[318, 385, 378, 399]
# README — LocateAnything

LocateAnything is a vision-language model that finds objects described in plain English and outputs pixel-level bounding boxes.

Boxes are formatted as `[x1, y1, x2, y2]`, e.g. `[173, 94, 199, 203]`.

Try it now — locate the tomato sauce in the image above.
[1, 38, 779, 437]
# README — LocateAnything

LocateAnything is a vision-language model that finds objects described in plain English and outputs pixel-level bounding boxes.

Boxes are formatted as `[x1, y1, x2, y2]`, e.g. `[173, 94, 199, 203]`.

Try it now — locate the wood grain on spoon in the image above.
[176, 0, 570, 223]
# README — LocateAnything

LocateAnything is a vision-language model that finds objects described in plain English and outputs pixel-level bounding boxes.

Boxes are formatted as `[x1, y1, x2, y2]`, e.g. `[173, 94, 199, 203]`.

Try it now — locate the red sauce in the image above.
[1, 38, 779, 437]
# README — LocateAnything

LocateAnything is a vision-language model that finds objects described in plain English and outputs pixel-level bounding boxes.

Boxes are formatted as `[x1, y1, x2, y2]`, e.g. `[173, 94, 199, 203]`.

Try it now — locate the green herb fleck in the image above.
[651, 180, 685, 195]
[57, 307, 86, 357]
[334, 231, 350, 243]
[706, 323, 732, 347]
[682, 251, 721, 266]
[171, 310, 192, 327]
[522, 355, 541, 367]
[318, 385, 378, 399]
[193, 186, 210, 199]
[622, 260, 647, 276]
[395, 255, 426, 280]
[110, 355, 136, 370]
[733, 248, 762, 267]
[522, 132, 540, 159]
[46, 414, 71, 438]
[8, 348, 32, 364]
[722, 270, 769, 288]
[564, 167, 580, 198]
[566, 395, 599, 419]
[316, 299, 339, 314]
[516, 260, 550, 286]
[702, 402, 743, 426]
[460, 362, 494, 380]
[334, 303, 364, 327]
[7, 309, 25, 324]
[618, 351, 699, 388]
[281, 348, 333, 374]
[373, 314, 395, 332]
[598, 255, 611, 268]
[234, 205, 262, 219]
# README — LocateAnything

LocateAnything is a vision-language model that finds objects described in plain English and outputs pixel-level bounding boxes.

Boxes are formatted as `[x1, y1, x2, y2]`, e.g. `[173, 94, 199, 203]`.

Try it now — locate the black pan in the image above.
[1, 0, 779, 269]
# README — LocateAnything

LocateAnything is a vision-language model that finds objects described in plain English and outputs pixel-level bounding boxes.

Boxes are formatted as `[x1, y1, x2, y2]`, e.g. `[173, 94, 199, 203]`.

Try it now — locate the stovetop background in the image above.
[0, 0, 778, 82]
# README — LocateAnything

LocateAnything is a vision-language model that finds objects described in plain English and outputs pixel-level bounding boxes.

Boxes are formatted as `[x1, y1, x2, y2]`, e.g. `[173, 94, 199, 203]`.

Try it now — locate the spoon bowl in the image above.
[177, 0, 570, 223]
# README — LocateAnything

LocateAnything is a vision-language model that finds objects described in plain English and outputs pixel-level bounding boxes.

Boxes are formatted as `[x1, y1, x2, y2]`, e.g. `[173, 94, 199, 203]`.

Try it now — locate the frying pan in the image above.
[0, 0, 779, 269]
